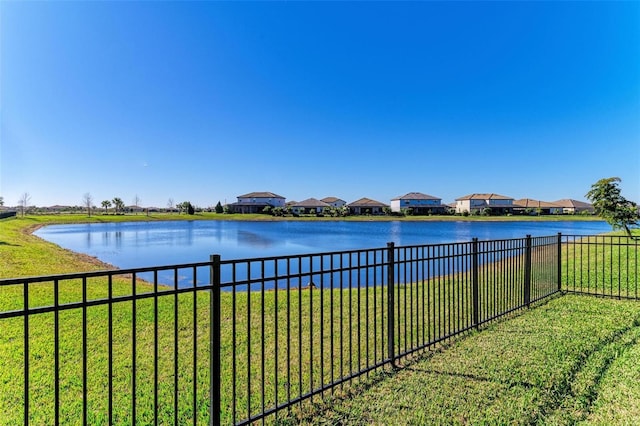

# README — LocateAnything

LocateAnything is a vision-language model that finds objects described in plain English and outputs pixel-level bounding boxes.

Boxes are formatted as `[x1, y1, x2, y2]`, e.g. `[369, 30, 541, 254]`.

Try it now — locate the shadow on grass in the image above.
[279, 295, 562, 424]
[0, 241, 20, 247]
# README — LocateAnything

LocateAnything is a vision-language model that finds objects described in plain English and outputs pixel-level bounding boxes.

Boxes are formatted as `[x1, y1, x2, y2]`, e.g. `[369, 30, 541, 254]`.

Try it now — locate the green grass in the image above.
[0, 216, 637, 424]
[562, 232, 640, 297]
[302, 295, 640, 425]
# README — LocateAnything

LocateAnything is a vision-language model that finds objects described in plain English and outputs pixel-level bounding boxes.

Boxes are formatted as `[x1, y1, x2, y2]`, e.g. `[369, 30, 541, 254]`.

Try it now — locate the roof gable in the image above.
[320, 196, 345, 203]
[513, 198, 561, 208]
[292, 198, 331, 208]
[455, 193, 514, 201]
[347, 197, 388, 207]
[552, 199, 593, 208]
[392, 192, 441, 201]
[238, 192, 285, 199]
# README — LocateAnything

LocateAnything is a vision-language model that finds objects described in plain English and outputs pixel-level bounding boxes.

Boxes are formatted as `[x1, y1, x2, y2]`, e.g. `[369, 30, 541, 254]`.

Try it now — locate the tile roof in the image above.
[347, 197, 388, 207]
[551, 199, 594, 209]
[455, 193, 514, 201]
[513, 199, 561, 209]
[391, 192, 441, 201]
[238, 192, 285, 199]
[320, 197, 345, 203]
[292, 198, 331, 208]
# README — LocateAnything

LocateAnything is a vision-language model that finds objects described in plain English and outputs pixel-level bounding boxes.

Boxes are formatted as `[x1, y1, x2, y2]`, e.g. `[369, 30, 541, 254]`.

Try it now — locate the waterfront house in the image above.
[291, 198, 331, 215]
[513, 199, 563, 215]
[390, 192, 444, 214]
[455, 193, 514, 215]
[230, 192, 286, 214]
[320, 197, 347, 208]
[551, 199, 595, 215]
[347, 198, 388, 215]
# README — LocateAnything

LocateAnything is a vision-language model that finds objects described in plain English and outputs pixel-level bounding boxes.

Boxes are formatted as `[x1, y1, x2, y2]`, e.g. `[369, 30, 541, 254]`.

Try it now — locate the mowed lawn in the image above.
[2, 216, 639, 424]
[298, 294, 640, 425]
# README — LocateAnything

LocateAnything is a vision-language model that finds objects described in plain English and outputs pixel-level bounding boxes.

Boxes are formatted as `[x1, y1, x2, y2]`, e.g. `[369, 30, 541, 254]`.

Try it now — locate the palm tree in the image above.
[101, 200, 112, 214]
[112, 197, 124, 215]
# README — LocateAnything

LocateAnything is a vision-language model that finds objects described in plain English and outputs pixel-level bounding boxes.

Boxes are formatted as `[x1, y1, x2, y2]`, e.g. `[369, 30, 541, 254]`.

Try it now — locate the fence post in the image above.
[386, 242, 396, 367]
[557, 233, 562, 292]
[524, 235, 532, 308]
[210, 255, 221, 426]
[472, 238, 479, 330]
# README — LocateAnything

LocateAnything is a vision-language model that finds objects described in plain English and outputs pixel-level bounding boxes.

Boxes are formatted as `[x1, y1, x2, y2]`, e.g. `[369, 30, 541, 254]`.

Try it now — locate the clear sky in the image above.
[1, 1, 639, 209]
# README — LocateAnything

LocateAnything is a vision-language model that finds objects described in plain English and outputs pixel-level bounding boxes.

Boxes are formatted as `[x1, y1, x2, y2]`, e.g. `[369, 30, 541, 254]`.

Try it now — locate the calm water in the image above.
[36, 220, 610, 271]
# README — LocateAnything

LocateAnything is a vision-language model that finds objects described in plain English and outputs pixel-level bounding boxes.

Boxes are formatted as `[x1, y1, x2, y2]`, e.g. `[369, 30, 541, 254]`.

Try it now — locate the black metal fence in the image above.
[0, 233, 610, 425]
[562, 234, 639, 299]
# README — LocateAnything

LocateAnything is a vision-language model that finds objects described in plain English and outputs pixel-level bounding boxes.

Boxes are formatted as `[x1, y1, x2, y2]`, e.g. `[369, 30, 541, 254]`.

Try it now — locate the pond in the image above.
[35, 219, 610, 272]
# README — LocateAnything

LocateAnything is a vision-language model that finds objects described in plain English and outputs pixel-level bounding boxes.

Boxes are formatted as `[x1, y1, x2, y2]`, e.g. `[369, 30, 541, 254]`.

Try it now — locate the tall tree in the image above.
[215, 201, 223, 214]
[101, 200, 112, 214]
[0, 196, 4, 207]
[83, 193, 93, 217]
[133, 194, 141, 214]
[167, 198, 175, 213]
[18, 193, 31, 217]
[586, 177, 639, 238]
[179, 201, 195, 215]
[112, 197, 124, 215]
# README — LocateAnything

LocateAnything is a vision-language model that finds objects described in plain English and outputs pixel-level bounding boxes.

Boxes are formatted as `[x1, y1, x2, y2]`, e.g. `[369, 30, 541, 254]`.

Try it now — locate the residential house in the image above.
[455, 193, 514, 215]
[46, 205, 73, 213]
[320, 197, 347, 208]
[291, 198, 331, 215]
[230, 192, 286, 214]
[390, 192, 444, 214]
[513, 199, 563, 215]
[551, 199, 595, 214]
[347, 198, 388, 215]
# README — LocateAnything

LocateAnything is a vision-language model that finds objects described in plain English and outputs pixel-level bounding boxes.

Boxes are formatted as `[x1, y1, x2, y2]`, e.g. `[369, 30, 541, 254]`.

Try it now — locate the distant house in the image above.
[47, 205, 72, 213]
[347, 198, 388, 215]
[291, 198, 331, 215]
[551, 199, 595, 214]
[230, 192, 286, 214]
[513, 199, 563, 215]
[390, 192, 444, 214]
[320, 197, 347, 208]
[455, 193, 514, 215]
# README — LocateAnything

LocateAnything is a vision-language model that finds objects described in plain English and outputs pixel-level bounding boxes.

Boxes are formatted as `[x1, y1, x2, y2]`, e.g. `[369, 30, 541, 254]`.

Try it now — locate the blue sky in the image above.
[1, 1, 638, 208]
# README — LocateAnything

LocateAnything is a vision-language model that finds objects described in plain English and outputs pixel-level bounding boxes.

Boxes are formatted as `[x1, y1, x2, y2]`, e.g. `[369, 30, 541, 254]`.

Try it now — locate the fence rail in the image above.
[1, 233, 634, 424]
[562, 234, 639, 299]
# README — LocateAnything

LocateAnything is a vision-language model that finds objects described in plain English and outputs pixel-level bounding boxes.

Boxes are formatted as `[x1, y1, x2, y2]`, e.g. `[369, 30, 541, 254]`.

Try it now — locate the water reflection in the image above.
[237, 230, 279, 249]
[34, 219, 611, 288]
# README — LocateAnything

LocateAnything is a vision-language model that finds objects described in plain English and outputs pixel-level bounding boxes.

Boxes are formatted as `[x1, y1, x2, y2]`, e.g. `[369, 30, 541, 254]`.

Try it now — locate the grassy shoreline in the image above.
[1, 213, 606, 279]
[8, 211, 606, 223]
[1, 215, 637, 424]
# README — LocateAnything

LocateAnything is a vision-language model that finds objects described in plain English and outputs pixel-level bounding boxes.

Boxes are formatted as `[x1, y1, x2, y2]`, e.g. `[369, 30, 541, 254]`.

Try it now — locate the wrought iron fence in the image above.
[562, 234, 639, 299]
[0, 234, 567, 425]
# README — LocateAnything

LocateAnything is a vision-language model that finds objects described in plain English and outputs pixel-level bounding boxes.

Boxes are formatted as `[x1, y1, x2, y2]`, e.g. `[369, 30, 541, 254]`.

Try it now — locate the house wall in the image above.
[350, 206, 383, 215]
[488, 199, 513, 206]
[237, 196, 285, 207]
[392, 199, 441, 213]
[456, 200, 471, 213]
[292, 206, 324, 214]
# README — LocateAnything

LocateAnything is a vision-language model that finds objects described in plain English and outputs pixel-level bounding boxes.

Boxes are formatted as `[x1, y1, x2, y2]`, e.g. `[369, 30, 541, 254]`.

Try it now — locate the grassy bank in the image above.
[0, 216, 636, 424]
